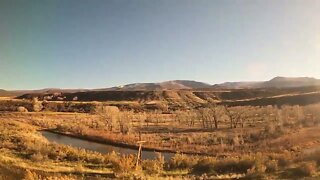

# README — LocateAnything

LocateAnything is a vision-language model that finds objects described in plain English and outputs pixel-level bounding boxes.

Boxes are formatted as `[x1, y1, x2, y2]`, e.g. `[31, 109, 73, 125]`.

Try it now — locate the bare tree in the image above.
[96, 104, 120, 131]
[174, 110, 197, 127]
[224, 106, 245, 129]
[32, 97, 43, 112]
[118, 110, 134, 134]
[198, 104, 222, 129]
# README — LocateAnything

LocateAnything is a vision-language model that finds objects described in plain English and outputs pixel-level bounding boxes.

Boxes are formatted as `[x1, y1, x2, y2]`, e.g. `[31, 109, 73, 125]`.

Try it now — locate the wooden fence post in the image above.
[136, 141, 146, 169]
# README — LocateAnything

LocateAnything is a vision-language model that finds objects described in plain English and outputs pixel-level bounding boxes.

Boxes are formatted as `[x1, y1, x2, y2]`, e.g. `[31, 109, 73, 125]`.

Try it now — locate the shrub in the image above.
[246, 163, 267, 179]
[294, 161, 317, 177]
[105, 151, 120, 164]
[275, 152, 293, 167]
[30, 153, 46, 162]
[112, 154, 137, 177]
[168, 153, 197, 170]
[214, 158, 255, 174]
[17, 106, 28, 113]
[142, 159, 163, 175]
[65, 148, 86, 162]
[191, 158, 216, 175]
[265, 160, 278, 173]
[302, 150, 320, 166]
[86, 153, 105, 164]
[141, 153, 164, 175]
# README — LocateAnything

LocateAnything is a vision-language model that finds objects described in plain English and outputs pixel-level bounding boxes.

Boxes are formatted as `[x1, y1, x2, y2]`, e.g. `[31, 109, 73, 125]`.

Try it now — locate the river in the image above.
[41, 131, 175, 161]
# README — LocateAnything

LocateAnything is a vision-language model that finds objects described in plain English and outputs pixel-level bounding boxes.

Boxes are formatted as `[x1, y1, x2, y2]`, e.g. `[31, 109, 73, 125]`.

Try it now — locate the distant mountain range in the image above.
[100, 80, 212, 91]
[1, 77, 320, 97]
[0, 89, 19, 97]
[105, 77, 320, 90]
[213, 77, 320, 89]
[0, 88, 90, 97]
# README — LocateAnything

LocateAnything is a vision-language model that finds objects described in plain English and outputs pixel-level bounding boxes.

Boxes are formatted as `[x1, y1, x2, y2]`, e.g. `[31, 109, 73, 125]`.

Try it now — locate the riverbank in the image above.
[3, 110, 320, 157]
[41, 130, 175, 161]
[0, 120, 115, 179]
[41, 129, 219, 157]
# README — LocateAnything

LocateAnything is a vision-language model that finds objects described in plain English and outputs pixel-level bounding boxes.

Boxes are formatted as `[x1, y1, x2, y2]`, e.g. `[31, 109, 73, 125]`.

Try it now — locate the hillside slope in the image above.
[101, 80, 212, 91]
[213, 77, 320, 89]
[16, 85, 320, 110]
[0, 89, 21, 97]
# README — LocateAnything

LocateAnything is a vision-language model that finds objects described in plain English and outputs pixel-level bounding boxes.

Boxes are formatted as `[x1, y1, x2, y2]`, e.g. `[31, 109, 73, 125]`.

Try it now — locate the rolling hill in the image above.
[213, 77, 320, 89]
[98, 80, 212, 91]
[3, 77, 320, 98]
[0, 89, 20, 97]
[0, 88, 90, 97]
[7, 76, 320, 111]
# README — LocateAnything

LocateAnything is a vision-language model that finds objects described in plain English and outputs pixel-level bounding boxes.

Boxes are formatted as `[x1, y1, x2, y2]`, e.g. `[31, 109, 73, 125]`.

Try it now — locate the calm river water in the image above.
[41, 131, 175, 161]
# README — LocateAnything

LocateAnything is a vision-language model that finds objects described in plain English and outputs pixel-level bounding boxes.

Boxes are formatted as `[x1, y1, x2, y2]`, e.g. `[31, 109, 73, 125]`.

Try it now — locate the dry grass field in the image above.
[1, 92, 320, 179]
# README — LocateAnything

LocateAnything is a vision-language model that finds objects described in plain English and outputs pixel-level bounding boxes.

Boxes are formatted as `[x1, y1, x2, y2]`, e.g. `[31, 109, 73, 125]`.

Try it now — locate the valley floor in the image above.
[1, 108, 320, 179]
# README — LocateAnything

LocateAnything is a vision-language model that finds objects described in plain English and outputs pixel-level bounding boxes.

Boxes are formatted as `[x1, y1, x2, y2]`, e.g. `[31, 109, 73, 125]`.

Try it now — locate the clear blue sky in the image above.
[1, 0, 319, 90]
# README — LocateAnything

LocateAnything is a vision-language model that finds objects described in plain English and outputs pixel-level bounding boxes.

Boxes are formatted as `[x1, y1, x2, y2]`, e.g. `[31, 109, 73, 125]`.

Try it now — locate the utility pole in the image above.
[136, 140, 146, 169]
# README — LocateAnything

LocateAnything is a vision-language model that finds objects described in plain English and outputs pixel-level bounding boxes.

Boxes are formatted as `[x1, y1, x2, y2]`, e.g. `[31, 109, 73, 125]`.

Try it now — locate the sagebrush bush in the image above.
[274, 152, 293, 167]
[30, 152, 47, 162]
[142, 159, 163, 175]
[214, 158, 255, 174]
[302, 150, 320, 166]
[112, 154, 137, 177]
[17, 106, 28, 113]
[265, 160, 278, 173]
[191, 158, 216, 175]
[167, 153, 197, 170]
[294, 161, 317, 177]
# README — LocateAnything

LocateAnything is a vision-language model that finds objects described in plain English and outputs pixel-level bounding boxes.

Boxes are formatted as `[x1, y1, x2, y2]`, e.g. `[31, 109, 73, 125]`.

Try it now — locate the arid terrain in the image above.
[0, 77, 320, 179]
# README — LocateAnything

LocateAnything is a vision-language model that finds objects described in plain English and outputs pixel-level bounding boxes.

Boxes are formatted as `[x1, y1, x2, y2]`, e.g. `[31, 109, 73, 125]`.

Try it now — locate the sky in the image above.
[0, 0, 320, 90]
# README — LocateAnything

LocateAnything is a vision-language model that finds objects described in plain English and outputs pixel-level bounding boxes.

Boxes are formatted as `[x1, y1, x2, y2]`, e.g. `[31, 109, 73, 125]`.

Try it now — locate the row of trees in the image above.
[174, 104, 320, 130]
[74, 102, 320, 134]
[95, 103, 253, 134]
[17, 98, 98, 113]
[95, 103, 320, 134]
[175, 105, 248, 129]
[95, 105, 136, 134]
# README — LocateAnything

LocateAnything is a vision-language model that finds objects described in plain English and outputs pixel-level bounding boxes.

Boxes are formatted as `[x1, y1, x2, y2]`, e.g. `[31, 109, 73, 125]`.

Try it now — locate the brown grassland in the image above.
[0, 94, 320, 179]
